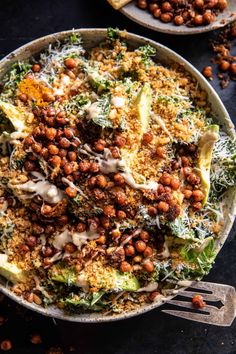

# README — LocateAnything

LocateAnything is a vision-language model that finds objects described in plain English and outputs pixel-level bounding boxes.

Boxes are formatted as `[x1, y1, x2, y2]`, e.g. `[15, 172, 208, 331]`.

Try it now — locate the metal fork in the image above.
[162, 281, 236, 326]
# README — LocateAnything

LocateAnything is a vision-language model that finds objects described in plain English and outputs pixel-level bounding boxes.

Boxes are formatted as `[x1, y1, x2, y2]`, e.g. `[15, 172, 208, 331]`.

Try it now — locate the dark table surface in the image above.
[0, 1, 235, 353]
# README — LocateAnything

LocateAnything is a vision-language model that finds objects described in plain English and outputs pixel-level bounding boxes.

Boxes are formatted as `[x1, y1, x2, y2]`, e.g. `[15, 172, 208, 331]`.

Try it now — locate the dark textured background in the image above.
[0, 1, 235, 353]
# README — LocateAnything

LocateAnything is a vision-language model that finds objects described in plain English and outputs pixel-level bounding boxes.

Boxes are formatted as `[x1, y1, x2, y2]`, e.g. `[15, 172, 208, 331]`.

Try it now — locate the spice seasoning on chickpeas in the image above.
[136, 0, 228, 27]
[202, 21, 236, 88]
[0, 28, 234, 316]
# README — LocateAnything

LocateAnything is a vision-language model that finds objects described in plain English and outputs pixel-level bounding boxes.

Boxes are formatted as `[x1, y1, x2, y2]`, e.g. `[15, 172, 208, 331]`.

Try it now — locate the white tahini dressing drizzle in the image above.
[16, 172, 63, 204]
[137, 282, 159, 292]
[92, 148, 158, 191]
[157, 241, 170, 259]
[53, 225, 99, 251]
[86, 102, 101, 120]
[62, 177, 87, 198]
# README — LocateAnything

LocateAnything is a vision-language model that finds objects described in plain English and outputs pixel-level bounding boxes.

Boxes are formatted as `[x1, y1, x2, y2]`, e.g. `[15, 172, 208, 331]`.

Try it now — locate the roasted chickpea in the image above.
[115, 191, 128, 206]
[96, 175, 107, 188]
[59, 137, 71, 149]
[181, 156, 190, 167]
[144, 246, 153, 258]
[64, 57, 77, 69]
[143, 260, 154, 272]
[0, 340, 12, 351]
[78, 160, 90, 172]
[103, 205, 116, 217]
[160, 13, 173, 23]
[65, 186, 77, 198]
[157, 201, 169, 213]
[135, 240, 147, 253]
[187, 173, 201, 185]
[156, 146, 166, 158]
[27, 236, 37, 247]
[149, 291, 160, 302]
[203, 11, 214, 25]
[114, 173, 125, 185]
[94, 139, 106, 152]
[192, 190, 204, 202]
[57, 215, 68, 225]
[114, 134, 126, 147]
[183, 167, 192, 176]
[100, 216, 110, 229]
[120, 261, 132, 272]
[64, 162, 75, 175]
[140, 230, 150, 242]
[192, 294, 206, 309]
[48, 144, 59, 155]
[183, 189, 192, 199]
[159, 173, 171, 186]
[158, 183, 165, 194]
[19, 92, 28, 102]
[43, 246, 53, 256]
[117, 210, 127, 219]
[162, 1, 172, 12]
[97, 235, 106, 245]
[110, 146, 120, 159]
[148, 206, 157, 216]
[149, 3, 159, 13]
[64, 242, 77, 254]
[170, 178, 180, 190]
[219, 60, 230, 72]
[153, 8, 161, 18]
[193, 14, 203, 26]
[111, 229, 121, 239]
[45, 127, 57, 141]
[230, 63, 236, 75]
[45, 225, 55, 235]
[42, 92, 55, 102]
[90, 162, 99, 173]
[202, 65, 213, 79]
[49, 155, 61, 167]
[142, 132, 153, 144]
[47, 107, 56, 117]
[32, 142, 42, 154]
[125, 245, 135, 256]
[68, 151, 77, 162]
[174, 15, 184, 26]
[32, 63, 41, 72]
[192, 201, 203, 210]
[194, 0, 204, 8]
[64, 127, 74, 139]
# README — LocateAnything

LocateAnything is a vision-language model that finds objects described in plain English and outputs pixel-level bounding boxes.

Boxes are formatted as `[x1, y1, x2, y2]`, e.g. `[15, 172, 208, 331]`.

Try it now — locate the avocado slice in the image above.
[114, 271, 140, 291]
[198, 125, 219, 205]
[122, 83, 152, 166]
[136, 83, 152, 135]
[0, 254, 27, 284]
[0, 100, 30, 133]
[49, 263, 140, 292]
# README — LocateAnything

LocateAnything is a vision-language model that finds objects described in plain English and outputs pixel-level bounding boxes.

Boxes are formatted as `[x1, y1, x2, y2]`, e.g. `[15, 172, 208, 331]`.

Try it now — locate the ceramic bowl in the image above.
[0, 29, 235, 322]
[120, 0, 236, 35]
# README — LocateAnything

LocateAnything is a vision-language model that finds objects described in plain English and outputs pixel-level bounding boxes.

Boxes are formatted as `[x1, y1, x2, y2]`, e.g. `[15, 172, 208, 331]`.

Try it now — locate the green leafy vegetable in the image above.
[88, 95, 112, 128]
[180, 238, 217, 276]
[64, 291, 105, 312]
[107, 27, 120, 42]
[136, 44, 156, 65]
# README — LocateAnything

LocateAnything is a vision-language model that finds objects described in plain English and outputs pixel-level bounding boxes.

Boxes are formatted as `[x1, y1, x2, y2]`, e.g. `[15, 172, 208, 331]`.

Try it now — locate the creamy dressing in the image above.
[72, 228, 99, 249]
[157, 241, 170, 259]
[137, 282, 159, 292]
[75, 272, 89, 291]
[17, 172, 63, 204]
[111, 96, 125, 108]
[53, 74, 71, 96]
[53, 229, 72, 250]
[62, 177, 87, 198]
[0, 254, 8, 265]
[86, 102, 100, 120]
[96, 148, 158, 191]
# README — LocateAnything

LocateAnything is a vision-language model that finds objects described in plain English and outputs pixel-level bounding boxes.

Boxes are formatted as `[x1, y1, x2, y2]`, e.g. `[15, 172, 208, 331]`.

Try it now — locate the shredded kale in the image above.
[137, 44, 156, 65]
[107, 27, 120, 42]
[64, 94, 90, 114]
[64, 291, 106, 312]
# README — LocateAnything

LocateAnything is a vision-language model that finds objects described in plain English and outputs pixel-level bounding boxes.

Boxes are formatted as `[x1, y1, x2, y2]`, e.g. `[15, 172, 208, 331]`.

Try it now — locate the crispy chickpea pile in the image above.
[202, 21, 236, 88]
[136, 0, 228, 27]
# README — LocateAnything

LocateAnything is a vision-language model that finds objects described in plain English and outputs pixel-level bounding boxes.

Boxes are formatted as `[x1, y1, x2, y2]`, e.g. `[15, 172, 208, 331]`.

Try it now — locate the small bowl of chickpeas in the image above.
[119, 0, 236, 34]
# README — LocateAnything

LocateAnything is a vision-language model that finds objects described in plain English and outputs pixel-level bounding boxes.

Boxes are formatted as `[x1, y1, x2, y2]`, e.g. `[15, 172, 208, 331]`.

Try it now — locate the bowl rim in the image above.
[0, 28, 235, 323]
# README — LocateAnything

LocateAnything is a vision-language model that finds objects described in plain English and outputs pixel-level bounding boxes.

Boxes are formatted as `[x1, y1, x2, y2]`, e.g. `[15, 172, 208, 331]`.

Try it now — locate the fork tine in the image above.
[162, 309, 231, 326]
[176, 290, 220, 302]
[190, 281, 233, 293]
[165, 299, 217, 312]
